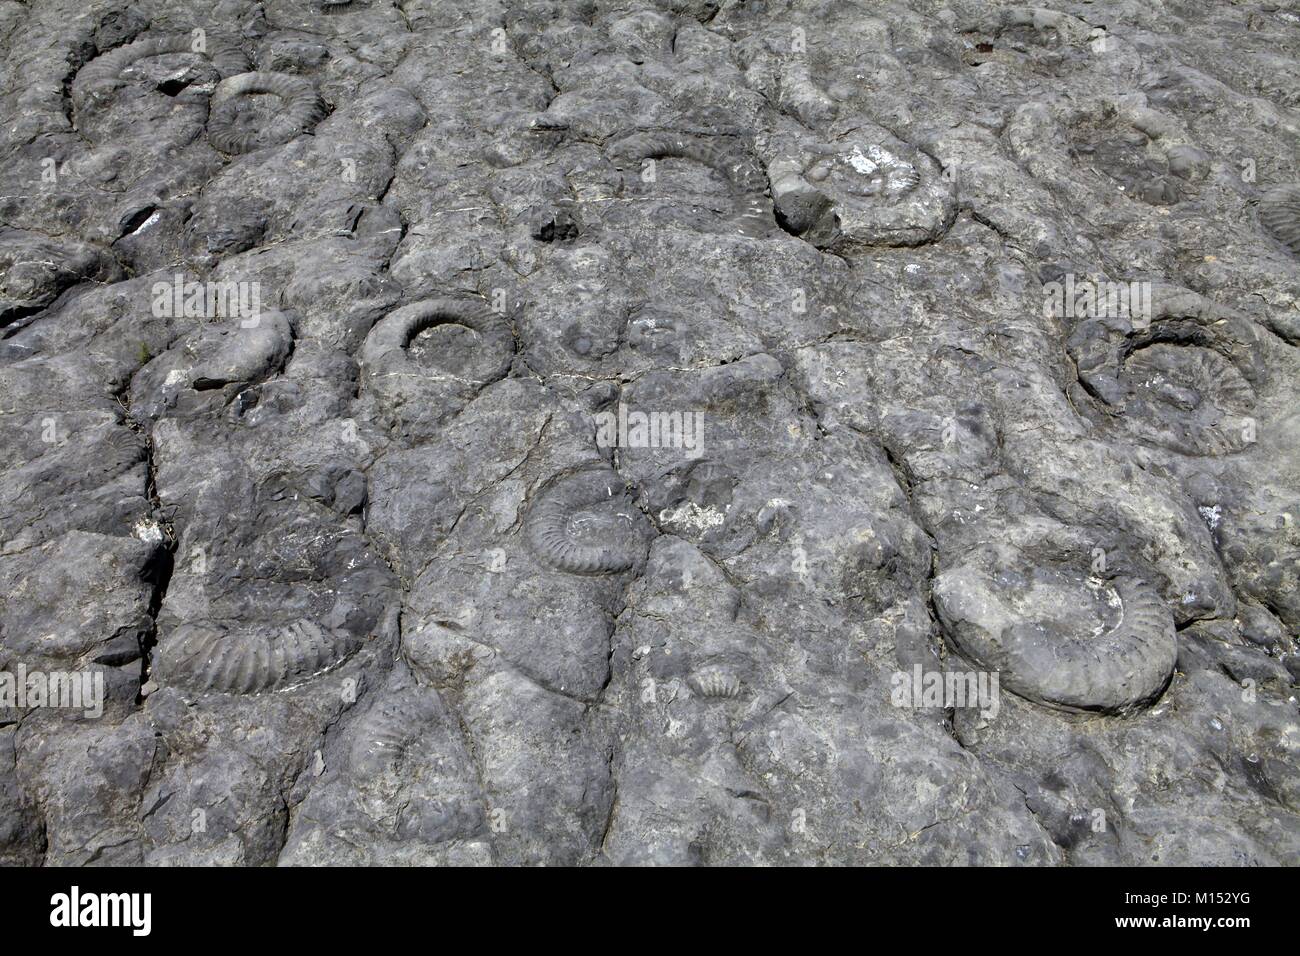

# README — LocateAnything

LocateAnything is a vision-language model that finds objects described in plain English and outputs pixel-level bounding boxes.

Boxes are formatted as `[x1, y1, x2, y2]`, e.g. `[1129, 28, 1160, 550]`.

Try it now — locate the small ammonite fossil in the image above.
[688, 666, 744, 700]
[840, 144, 922, 199]
[348, 685, 443, 776]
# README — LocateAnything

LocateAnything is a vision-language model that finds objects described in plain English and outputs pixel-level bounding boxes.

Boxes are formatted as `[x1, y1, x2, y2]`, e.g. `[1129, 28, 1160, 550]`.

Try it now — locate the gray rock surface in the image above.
[0, 0, 1297, 866]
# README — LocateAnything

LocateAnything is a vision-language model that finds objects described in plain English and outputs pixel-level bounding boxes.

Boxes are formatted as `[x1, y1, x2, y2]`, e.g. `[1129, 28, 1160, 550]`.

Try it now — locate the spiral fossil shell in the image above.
[359, 298, 514, 393]
[73, 34, 250, 109]
[207, 72, 327, 154]
[934, 563, 1176, 714]
[159, 618, 361, 695]
[1068, 287, 1264, 458]
[610, 130, 774, 237]
[1260, 184, 1300, 255]
[1118, 343, 1257, 456]
[842, 144, 921, 198]
[361, 298, 512, 368]
[525, 465, 642, 575]
[349, 686, 442, 776]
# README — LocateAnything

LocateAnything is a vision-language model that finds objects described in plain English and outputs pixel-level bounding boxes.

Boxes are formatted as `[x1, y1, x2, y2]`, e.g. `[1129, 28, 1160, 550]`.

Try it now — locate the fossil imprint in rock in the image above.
[525, 465, 645, 575]
[687, 666, 744, 700]
[608, 130, 776, 237]
[1068, 288, 1264, 457]
[73, 33, 251, 110]
[206, 72, 328, 154]
[348, 685, 443, 776]
[934, 555, 1176, 715]
[1260, 184, 1300, 255]
[767, 130, 956, 248]
[158, 618, 361, 695]
[359, 298, 515, 433]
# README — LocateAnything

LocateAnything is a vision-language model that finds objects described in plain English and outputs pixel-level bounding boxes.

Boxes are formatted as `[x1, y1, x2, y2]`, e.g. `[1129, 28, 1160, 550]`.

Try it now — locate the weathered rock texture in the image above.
[0, 0, 1297, 866]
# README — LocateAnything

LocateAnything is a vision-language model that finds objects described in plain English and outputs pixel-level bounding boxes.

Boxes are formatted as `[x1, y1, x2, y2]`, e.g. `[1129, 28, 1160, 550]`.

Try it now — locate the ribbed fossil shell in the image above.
[359, 298, 515, 399]
[74, 36, 196, 106]
[1260, 184, 1300, 255]
[358, 299, 514, 436]
[1118, 343, 1257, 456]
[688, 666, 743, 699]
[211, 48, 254, 77]
[73, 34, 249, 109]
[75, 426, 147, 489]
[525, 466, 642, 575]
[361, 298, 512, 368]
[159, 619, 360, 695]
[349, 686, 441, 776]
[207, 72, 327, 154]
[934, 565, 1176, 714]
[610, 130, 774, 237]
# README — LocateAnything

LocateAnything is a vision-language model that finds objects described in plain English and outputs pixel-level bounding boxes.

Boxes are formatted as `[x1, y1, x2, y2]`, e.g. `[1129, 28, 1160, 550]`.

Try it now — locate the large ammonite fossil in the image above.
[1068, 286, 1264, 457]
[73, 33, 250, 110]
[608, 129, 775, 237]
[934, 552, 1176, 715]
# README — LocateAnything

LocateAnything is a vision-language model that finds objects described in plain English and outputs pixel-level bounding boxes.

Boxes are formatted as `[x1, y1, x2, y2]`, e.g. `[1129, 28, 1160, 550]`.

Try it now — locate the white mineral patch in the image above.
[130, 211, 162, 235]
[847, 143, 899, 176]
[132, 517, 164, 545]
[846, 145, 878, 175]
[659, 501, 726, 531]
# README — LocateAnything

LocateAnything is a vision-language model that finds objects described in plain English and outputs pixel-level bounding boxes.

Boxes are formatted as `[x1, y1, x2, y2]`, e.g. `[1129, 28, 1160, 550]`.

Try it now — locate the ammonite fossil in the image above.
[73, 33, 250, 109]
[934, 559, 1176, 714]
[687, 666, 744, 700]
[1260, 184, 1300, 255]
[158, 618, 360, 695]
[358, 298, 515, 436]
[348, 686, 443, 776]
[207, 71, 327, 154]
[1068, 287, 1264, 457]
[609, 130, 775, 237]
[525, 465, 643, 575]
[767, 131, 955, 248]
